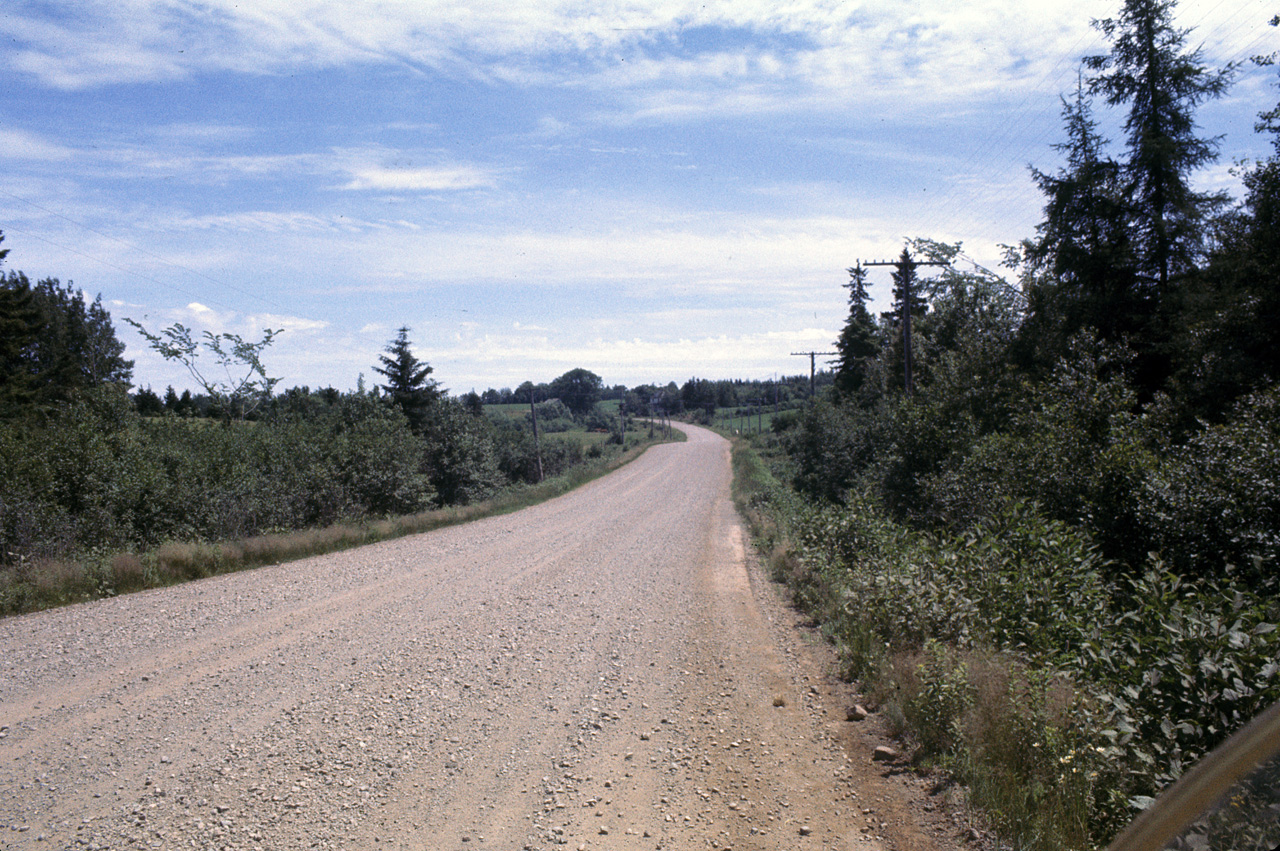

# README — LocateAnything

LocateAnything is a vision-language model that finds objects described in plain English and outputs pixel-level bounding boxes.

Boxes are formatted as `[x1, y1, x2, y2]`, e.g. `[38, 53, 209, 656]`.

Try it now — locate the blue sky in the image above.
[2, 0, 1276, 394]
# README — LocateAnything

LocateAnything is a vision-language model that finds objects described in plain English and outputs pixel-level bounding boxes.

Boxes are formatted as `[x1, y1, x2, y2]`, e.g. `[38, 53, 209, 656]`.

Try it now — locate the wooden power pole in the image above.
[863, 249, 947, 397]
[790, 351, 836, 399]
[528, 393, 544, 483]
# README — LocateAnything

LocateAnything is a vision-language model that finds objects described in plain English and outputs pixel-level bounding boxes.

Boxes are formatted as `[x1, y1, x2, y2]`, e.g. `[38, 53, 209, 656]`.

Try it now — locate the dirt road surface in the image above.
[1, 424, 961, 851]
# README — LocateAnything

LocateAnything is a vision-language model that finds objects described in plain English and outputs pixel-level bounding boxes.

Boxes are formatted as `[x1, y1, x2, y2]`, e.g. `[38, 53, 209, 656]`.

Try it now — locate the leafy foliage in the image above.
[743, 441, 1279, 847]
[125, 319, 280, 421]
[1, 272, 133, 415]
[549, 367, 603, 419]
[746, 22, 1280, 828]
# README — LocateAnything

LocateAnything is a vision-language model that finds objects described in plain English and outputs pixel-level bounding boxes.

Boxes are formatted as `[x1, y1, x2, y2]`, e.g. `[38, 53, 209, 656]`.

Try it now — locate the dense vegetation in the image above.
[0, 257, 665, 612]
[734, 3, 1280, 848]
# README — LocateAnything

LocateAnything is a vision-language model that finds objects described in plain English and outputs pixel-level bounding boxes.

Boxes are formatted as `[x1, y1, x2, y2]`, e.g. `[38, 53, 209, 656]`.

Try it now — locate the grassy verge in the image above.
[728, 437, 1280, 850]
[1, 430, 678, 617]
[728, 437, 1103, 848]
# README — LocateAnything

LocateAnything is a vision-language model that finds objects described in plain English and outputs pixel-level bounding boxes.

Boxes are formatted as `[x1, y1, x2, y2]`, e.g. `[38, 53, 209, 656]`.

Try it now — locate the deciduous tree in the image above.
[549, 368, 603, 419]
[126, 319, 280, 422]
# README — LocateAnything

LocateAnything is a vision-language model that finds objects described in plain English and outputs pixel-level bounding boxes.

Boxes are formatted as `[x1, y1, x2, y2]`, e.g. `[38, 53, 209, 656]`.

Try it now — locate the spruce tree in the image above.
[1085, 0, 1232, 294]
[373, 326, 439, 431]
[1027, 79, 1140, 359]
[0, 273, 44, 416]
[879, 250, 929, 396]
[833, 263, 880, 399]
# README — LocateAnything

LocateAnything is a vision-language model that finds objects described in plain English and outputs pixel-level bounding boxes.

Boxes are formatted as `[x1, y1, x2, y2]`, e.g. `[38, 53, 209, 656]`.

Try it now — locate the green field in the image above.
[714, 407, 787, 434]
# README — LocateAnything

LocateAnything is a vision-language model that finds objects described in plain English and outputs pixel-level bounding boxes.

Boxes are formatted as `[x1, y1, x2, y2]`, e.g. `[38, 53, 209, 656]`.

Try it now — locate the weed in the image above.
[109, 553, 147, 592]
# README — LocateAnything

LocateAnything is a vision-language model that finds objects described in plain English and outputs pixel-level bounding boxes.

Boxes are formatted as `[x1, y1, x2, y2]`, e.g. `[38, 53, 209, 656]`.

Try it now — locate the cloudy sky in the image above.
[2, 1, 1276, 394]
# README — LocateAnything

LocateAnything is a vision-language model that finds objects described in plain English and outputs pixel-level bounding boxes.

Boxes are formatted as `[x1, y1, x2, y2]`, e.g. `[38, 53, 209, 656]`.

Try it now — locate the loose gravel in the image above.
[0, 424, 961, 851]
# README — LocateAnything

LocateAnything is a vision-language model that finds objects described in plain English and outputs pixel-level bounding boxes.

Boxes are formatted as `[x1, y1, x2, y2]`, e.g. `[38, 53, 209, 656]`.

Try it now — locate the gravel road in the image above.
[1, 424, 950, 851]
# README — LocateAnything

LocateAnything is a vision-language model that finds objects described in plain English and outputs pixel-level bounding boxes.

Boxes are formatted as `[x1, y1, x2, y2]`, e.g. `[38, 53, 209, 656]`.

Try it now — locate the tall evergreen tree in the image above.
[880, 250, 929, 396]
[0, 273, 44, 416]
[1028, 80, 1139, 343]
[833, 263, 880, 399]
[1171, 17, 1280, 418]
[1085, 0, 1232, 294]
[373, 326, 439, 431]
[0, 271, 132, 414]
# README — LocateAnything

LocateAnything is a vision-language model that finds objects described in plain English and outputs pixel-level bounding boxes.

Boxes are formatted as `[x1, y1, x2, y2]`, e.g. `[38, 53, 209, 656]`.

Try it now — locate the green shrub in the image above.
[898, 640, 974, 758]
[739, 437, 1280, 848]
[1077, 565, 1280, 817]
[1139, 385, 1280, 590]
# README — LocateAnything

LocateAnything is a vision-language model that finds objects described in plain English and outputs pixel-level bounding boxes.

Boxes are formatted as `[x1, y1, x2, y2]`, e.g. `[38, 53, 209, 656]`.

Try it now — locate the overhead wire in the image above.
[0, 188, 288, 311]
[1, 223, 232, 310]
[0, 194, 398, 386]
[900, 1, 1276, 267]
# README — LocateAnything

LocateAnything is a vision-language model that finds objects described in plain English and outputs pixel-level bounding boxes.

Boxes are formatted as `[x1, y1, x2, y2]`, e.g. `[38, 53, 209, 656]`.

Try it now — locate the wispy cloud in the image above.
[340, 165, 499, 192]
[0, 128, 74, 160]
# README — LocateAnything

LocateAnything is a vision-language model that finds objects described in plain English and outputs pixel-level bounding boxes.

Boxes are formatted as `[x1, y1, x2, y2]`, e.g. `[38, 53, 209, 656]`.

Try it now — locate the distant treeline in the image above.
[478, 373, 830, 417]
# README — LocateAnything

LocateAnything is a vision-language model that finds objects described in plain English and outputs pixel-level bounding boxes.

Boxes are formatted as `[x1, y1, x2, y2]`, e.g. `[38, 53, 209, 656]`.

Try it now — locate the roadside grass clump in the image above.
[955, 654, 1100, 851]
[155, 541, 220, 581]
[108, 552, 148, 592]
[894, 640, 975, 760]
[728, 438, 803, 589]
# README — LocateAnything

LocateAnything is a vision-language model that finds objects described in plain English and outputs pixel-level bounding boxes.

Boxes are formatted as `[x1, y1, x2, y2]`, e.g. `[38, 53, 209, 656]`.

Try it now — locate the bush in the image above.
[1076, 565, 1280, 814]
[923, 336, 1157, 566]
[785, 399, 886, 503]
[529, 399, 575, 433]
[1138, 384, 1280, 590]
[581, 405, 616, 432]
[421, 400, 505, 505]
[743, 437, 1279, 847]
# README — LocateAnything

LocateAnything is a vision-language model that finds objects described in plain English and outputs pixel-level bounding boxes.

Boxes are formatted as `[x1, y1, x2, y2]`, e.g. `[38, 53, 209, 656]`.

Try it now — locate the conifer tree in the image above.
[833, 263, 880, 399]
[1085, 0, 1232, 294]
[880, 250, 929, 396]
[0, 273, 43, 416]
[1027, 79, 1140, 356]
[373, 326, 440, 432]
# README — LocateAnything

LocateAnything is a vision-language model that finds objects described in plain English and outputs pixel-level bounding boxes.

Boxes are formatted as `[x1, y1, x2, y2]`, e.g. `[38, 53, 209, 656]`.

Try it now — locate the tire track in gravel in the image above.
[0, 424, 937, 851]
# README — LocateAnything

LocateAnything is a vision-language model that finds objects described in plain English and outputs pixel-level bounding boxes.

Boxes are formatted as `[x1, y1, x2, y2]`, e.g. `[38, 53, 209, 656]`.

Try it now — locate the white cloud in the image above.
[0, 128, 74, 160]
[341, 165, 499, 192]
[4, 0, 1265, 137]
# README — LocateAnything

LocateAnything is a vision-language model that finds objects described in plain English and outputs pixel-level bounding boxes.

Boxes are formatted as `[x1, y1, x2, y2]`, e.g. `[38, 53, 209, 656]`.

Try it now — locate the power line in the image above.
[2, 215, 394, 392]
[863, 251, 948, 397]
[790, 350, 836, 398]
[0, 188, 287, 311]
[2, 223, 231, 309]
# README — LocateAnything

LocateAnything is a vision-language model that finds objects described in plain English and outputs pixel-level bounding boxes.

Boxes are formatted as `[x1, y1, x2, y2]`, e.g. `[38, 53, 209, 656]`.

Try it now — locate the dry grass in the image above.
[871, 644, 1097, 851]
[109, 553, 148, 592]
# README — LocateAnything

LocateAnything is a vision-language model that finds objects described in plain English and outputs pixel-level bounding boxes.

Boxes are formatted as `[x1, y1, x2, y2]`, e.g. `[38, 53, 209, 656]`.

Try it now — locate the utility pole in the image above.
[528, 391, 544, 483]
[790, 351, 836, 399]
[863, 248, 947, 397]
